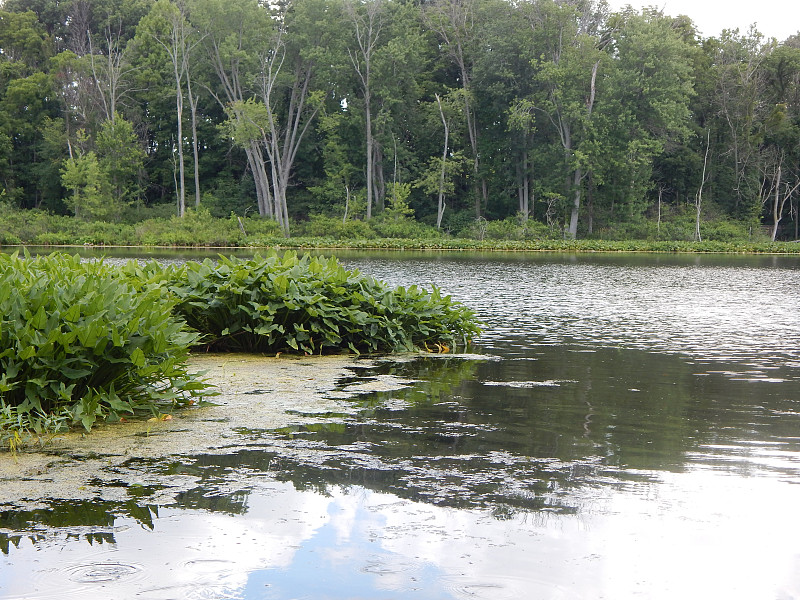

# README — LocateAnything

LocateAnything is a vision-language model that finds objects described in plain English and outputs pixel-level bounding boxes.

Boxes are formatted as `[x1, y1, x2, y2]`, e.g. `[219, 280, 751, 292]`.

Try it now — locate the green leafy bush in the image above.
[371, 217, 442, 239]
[472, 216, 556, 241]
[0, 252, 210, 444]
[147, 252, 481, 354]
[1, 202, 795, 251]
[299, 214, 378, 240]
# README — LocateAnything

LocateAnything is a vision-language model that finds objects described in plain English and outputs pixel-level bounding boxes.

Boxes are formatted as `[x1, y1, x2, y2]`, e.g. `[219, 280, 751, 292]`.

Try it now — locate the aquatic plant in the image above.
[139, 252, 481, 354]
[0, 252, 210, 443]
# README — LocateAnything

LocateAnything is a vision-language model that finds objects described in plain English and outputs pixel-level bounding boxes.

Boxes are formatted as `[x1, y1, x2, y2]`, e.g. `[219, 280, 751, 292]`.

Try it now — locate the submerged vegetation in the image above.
[0, 251, 480, 446]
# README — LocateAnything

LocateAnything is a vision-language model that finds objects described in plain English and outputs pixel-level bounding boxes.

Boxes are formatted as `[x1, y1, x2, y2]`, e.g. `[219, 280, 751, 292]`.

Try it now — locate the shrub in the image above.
[120, 202, 178, 223]
[0, 252, 210, 445]
[701, 219, 761, 242]
[441, 210, 476, 237]
[147, 252, 481, 354]
[299, 214, 377, 239]
[371, 217, 442, 239]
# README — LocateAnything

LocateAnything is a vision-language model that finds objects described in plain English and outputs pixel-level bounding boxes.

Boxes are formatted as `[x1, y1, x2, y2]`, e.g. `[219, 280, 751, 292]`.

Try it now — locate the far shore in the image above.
[4, 238, 800, 255]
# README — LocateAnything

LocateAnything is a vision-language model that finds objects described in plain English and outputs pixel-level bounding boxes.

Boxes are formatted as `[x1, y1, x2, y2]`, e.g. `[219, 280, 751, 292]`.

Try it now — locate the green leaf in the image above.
[130, 347, 146, 368]
[31, 306, 47, 329]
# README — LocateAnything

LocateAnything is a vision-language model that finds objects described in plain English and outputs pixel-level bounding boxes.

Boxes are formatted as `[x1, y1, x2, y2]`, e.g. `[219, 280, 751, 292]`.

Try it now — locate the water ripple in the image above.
[342, 256, 800, 375]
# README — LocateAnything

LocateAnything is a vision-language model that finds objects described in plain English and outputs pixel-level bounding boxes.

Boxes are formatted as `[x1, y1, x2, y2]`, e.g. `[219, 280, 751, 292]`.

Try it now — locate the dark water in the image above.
[3, 251, 800, 599]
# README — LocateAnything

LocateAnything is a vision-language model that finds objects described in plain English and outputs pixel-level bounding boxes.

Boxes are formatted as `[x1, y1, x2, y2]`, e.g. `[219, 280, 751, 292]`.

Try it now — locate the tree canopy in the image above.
[1, 0, 798, 239]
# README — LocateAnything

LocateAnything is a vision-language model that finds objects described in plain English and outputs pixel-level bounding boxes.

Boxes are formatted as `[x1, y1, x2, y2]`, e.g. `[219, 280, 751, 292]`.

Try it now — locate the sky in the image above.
[606, 0, 799, 41]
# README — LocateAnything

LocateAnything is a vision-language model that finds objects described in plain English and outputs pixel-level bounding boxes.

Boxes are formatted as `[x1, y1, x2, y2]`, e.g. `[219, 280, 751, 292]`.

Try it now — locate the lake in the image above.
[2, 250, 800, 599]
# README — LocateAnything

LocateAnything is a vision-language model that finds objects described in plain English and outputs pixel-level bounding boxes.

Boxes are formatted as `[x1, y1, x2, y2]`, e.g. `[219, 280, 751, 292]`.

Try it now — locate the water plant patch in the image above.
[1, 251, 480, 446]
[124, 251, 481, 354]
[0, 252, 210, 446]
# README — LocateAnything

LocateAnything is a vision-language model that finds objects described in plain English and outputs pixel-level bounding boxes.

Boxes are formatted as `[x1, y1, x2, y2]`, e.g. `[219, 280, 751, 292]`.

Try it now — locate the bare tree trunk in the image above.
[374, 142, 385, 211]
[562, 61, 598, 240]
[695, 130, 711, 242]
[244, 143, 273, 218]
[171, 140, 180, 216]
[768, 165, 800, 242]
[568, 166, 582, 239]
[522, 151, 530, 221]
[173, 65, 186, 217]
[460, 55, 484, 217]
[516, 152, 530, 221]
[435, 93, 449, 229]
[771, 165, 782, 242]
[88, 29, 132, 123]
[424, 0, 485, 216]
[259, 25, 322, 236]
[365, 88, 374, 219]
[586, 172, 594, 235]
[203, 23, 272, 217]
[346, 0, 383, 220]
[150, 8, 202, 217]
[67, 0, 91, 56]
[343, 184, 351, 223]
[183, 45, 202, 208]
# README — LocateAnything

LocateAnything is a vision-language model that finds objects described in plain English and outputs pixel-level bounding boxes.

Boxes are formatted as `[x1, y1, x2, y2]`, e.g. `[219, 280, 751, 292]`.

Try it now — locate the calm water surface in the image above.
[2, 251, 800, 599]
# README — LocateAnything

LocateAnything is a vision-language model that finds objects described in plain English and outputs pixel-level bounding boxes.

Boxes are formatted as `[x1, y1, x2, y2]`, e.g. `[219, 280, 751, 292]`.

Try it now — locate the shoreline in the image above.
[0, 354, 378, 511]
[3, 240, 800, 255]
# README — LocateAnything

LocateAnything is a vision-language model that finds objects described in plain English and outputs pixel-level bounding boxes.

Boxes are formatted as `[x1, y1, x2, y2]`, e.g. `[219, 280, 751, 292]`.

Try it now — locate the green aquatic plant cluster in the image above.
[125, 252, 481, 354]
[1, 251, 480, 445]
[0, 252, 209, 446]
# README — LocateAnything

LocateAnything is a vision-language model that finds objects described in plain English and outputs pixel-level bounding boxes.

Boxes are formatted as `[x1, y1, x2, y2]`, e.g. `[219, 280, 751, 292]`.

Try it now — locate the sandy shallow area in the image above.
[0, 353, 415, 511]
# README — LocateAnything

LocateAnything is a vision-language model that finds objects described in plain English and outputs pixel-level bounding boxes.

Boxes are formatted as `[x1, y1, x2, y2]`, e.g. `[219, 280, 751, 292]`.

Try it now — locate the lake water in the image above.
[2, 250, 800, 599]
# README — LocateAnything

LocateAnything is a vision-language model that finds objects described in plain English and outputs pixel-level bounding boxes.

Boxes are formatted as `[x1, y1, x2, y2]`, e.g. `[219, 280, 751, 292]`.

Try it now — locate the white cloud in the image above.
[607, 0, 800, 41]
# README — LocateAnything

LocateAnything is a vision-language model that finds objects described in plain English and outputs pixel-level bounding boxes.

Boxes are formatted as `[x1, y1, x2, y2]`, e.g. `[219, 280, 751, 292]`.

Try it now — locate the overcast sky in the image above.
[606, 0, 799, 41]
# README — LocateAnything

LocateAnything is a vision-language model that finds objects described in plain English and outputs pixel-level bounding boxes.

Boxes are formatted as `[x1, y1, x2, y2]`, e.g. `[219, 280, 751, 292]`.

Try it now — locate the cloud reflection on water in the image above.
[3, 469, 800, 599]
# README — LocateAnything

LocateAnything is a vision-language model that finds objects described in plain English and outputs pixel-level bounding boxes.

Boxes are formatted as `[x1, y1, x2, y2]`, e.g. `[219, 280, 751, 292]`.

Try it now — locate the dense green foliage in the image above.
[0, 250, 481, 445]
[132, 252, 481, 354]
[0, 252, 208, 446]
[3, 204, 800, 252]
[6, 202, 799, 252]
[0, 0, 798, 241]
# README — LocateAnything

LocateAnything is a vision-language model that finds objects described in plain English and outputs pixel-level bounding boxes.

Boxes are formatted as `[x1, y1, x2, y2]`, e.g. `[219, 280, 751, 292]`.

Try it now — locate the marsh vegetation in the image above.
[0, 250, 479, 445]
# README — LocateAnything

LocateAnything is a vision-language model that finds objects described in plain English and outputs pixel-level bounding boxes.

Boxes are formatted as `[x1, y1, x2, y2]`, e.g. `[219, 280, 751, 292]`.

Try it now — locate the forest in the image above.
[0, 0, 799, 241]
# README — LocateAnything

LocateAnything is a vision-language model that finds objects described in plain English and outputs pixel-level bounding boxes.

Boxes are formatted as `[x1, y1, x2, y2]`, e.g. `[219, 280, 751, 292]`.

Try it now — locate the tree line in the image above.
[0, 0, 798, 240]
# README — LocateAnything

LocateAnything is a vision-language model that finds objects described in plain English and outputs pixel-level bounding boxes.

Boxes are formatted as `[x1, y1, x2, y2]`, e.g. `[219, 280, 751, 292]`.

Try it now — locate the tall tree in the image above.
[424, 0, 486, 217]
[136, 0, 203, 216]
[516, 0, 606, 238]
[597, 8, 696, 224]
[96, 111, 145, 208]
[192, 0, 274, 217]
[710, 28, 773, 218]
[344, 0, 385, 220]
[224, 0, 330, 234]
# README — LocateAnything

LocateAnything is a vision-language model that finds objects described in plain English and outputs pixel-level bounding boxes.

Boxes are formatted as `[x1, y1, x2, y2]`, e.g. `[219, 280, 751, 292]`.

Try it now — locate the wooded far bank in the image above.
[1, 0, 799, 241]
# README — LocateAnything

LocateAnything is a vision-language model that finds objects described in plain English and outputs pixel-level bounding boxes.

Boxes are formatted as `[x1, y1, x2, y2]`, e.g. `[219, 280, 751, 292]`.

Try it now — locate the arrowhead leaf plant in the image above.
[123, 251, 481, 355]
[1, 250, 480, 447]
[0, 251, 210, 446]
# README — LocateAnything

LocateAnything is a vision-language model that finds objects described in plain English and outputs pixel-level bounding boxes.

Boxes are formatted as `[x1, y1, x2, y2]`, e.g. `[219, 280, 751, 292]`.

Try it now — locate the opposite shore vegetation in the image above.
[1, 0, 799, 244]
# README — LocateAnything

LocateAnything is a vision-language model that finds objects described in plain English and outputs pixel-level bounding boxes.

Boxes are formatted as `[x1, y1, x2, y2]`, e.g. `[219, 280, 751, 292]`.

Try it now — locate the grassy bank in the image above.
[2, 206, 799, 254]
